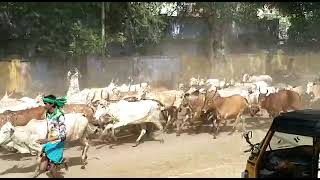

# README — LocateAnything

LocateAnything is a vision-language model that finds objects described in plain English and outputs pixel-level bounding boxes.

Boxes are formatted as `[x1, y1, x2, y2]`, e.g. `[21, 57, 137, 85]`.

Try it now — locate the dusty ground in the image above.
[0, 116, 273, 178]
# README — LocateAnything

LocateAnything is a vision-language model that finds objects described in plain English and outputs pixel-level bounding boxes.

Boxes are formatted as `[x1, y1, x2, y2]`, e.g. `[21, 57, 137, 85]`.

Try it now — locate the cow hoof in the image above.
[163, 129, 168, 133]
[159, 139, 164, 144]
[132, 142, 140, 147]
[32, 172, 40, 178]
[176, 133, 180, 137]
[64, 163, 69, 171]
[81, 165, 86, 169]
[213, 136, 217, 139]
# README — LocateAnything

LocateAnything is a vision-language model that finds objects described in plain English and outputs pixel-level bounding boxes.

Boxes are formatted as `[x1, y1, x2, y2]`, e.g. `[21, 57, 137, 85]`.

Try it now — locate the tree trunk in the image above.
[101, 2, 105, 57]
[219, 22, 227, 63]
[207, 18, 216, 76]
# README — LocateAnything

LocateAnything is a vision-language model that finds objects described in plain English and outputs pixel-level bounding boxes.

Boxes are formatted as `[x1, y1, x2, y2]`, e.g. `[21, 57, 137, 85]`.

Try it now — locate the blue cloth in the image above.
[42, 141, 64, 165]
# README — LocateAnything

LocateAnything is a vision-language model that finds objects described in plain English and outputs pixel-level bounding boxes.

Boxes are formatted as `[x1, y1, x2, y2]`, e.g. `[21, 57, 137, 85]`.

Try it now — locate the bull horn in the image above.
[8, 90, 14, 97]
[74, 67, 79, 74]
[67, 71, 71, 78]
[212, 88, 218, 97]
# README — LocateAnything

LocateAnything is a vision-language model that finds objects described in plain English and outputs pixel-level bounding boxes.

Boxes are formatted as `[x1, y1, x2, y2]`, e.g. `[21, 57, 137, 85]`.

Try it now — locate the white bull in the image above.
[205, 78, 228, 90]
[67, 82, 120, 104]
[306, 82, 320, 103]
[0, 94, 43, 113]
[242, 74, 272, 84]
[0, 113, 93, 169]
[217, 86, 250, 97]
[94, 100, 165, 147]
[286, 85, 305, 97]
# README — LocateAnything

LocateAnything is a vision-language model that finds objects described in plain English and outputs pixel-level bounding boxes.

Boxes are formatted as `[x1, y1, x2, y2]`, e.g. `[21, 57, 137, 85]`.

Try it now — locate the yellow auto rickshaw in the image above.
[242, 110, 320, 178]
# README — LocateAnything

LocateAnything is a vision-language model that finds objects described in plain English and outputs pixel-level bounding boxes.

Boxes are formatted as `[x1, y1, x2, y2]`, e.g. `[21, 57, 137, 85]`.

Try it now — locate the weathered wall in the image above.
[1, 51, 320, 98]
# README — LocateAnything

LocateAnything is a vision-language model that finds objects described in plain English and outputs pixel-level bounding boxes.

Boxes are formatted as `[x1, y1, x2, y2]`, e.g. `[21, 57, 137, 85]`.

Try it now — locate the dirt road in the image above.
[0, 118, 272, 178]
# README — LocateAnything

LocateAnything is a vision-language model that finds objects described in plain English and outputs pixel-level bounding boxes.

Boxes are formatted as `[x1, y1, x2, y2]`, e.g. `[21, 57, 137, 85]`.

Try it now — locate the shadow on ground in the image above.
[0, 156, 85, 177]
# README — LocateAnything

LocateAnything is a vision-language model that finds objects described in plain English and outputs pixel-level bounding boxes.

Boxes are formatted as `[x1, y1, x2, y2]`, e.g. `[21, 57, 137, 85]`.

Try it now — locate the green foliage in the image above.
[2, 2, 320, 58]
[68, 21, 104, 57]
[0, 2, 168, 58]
[276, 2, 320, 50]
[108, 2, 168, 48]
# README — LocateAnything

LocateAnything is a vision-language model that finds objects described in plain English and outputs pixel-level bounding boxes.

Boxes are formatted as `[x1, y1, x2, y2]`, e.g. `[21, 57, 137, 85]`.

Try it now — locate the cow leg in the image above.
[98, 128, 108, 141]
[164, 114, 172, 133]
[240, 115, 246, 133]
[100, 127, 118, 142]
[175, 118, 182, 136]
[133, 124, 147, 147]
[80, 136, 89, 169]
[223, 120, 227, 127]
[181, 115, 191, 129]
[111, 127, 118, 142]
[177, 115, 190, 136]
[232, 113, 243, 132]
[207, 113, 214, 122]
[213, 119, 221, 139]
[150, 117, 165, 144]
[62, 157, 69, 171]
[33, 153, 46, 178]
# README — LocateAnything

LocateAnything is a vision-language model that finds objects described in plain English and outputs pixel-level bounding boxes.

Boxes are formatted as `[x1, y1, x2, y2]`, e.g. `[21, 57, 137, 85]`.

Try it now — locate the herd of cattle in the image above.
[0, 68, 320, 175]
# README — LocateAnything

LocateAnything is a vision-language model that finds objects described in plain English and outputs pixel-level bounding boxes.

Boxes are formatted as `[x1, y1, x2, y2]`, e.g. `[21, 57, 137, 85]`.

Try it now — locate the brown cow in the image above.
[202, 92, 251, 139]
[258, 89, 302, 118]
[63, 104, 96, 124]
[176, 90, 208, 136]
[0, 106, 45, 127]
[142, 90, 185, 133]
[0, 104, 96, 128]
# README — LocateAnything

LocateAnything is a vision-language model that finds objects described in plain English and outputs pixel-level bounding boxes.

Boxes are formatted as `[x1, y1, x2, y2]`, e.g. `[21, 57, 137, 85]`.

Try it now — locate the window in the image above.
[267, 131, 313, 151]
[259, 131, 315, 178]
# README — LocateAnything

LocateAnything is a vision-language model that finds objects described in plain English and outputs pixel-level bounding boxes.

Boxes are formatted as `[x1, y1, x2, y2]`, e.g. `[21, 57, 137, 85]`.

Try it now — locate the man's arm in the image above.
[57, 115, 67, 141]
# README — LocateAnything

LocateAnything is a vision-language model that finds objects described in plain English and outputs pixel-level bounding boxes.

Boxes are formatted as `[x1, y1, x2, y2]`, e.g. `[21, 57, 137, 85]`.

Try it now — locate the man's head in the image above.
[43, 94, 57, 111]
[42, 95, 67, 112]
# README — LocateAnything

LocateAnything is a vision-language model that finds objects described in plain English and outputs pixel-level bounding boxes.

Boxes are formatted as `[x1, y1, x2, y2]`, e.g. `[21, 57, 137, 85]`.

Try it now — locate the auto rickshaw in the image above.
[241, 110, 320, 178]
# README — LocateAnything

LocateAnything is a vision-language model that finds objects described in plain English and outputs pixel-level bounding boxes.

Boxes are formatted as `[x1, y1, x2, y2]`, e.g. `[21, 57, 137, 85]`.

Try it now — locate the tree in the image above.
[0, 2, 169, 58]
[274, 2, 320, 52]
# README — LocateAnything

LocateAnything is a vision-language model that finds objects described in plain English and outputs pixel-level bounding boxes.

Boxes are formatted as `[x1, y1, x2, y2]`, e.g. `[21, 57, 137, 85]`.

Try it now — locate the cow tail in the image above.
[146, 98, 169, 120]
[100, 89, 103, 100]
[243, 96, 250, 108]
